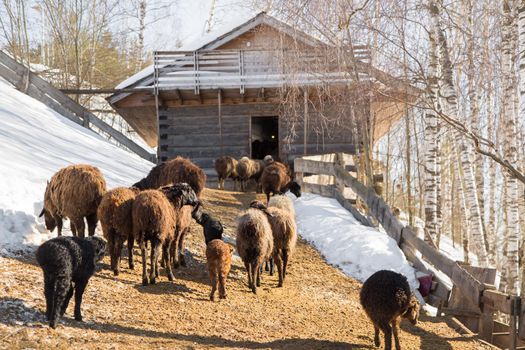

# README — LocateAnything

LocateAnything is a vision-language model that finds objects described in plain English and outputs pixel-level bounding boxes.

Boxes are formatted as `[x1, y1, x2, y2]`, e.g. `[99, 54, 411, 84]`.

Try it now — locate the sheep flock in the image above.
[33, 154, 420, 349]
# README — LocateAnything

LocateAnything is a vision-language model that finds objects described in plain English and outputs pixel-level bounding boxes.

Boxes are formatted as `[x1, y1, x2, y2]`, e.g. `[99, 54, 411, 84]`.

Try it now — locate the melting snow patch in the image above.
[291, 192, 419, 290]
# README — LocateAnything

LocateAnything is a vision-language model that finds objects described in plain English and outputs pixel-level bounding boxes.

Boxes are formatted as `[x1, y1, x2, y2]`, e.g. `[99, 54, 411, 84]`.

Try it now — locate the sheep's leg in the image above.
[245, 262, 253, 290]
[86, 213, 98, 237]
[392, 318, 401, 350]
[282, 248, 290, 280]
[70, 221, 77, 237]
[140, 239, 148, 286]
[73, 278, 88, 322]
[255, 262, 261, 287]
[54, 216, 63, 236]
[73, 218, 86, 238]
[163, 240, 174, 281]
[172, 231, 181, 268]
[50, 276, 70, 329]
[218, 272, 227, 299]
[374, 325, 381, 347]
[127, 234, 135, 270]
[251, 263, 258, 293]
[209, 271, 217, 301]
[265, 192, 270, 205]
[269, 257, 274, 276]
[379, 321, 392, 350]
[43, 273, 54, 320]
[274, 253, 283, 287]
[149, 239, 161, 284]
[60, 283, 74, 317]
[178, 229, 188, 267]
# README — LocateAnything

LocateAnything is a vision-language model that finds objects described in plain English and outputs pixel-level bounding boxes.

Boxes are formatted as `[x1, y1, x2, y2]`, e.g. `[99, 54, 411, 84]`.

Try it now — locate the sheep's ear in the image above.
[38, 208, 45, 217]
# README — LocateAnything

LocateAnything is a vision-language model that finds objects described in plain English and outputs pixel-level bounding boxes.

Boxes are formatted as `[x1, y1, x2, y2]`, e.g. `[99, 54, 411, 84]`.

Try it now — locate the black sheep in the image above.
[192, 203, 225, 244]
[360, 270, 420, 350]
[36, 236, 106, 328]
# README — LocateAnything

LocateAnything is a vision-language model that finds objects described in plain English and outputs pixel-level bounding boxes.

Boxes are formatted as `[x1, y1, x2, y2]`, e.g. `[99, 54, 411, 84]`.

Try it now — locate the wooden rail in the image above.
[154, 47, 371, 93]
[0, 50, 156, 162]
[294, 152, 525, 350]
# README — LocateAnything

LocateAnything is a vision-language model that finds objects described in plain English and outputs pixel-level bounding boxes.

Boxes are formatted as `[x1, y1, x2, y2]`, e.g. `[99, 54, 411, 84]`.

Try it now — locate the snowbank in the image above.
[291, 192, 419, 289]
[0, 77, 153, 253]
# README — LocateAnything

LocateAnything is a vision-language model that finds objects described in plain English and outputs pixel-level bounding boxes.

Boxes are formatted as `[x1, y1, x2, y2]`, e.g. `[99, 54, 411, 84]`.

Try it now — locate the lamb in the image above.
[39, 164, 107, 238]
[360, 270, 420, 350]
[133, 156, 206, 197]
[132, 183, 198, 285]
[250, 200, 297, 287]
[170, 205, 193, 268]
[206, 239, 233, 301]
[260, 161, 301, 204]
[36, 236, 106, 328]
[268, 194, 295, 217]
[192, 203, 225, 244]
[97, 187, 140, 276]
[235, 208, 273, 293]
[214, 156, 239, 190]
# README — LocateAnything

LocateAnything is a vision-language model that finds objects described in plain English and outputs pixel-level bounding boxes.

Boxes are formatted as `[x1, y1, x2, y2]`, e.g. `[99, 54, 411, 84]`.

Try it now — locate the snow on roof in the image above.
[115, 65, 154, 89]
[0, 77, 152, 253]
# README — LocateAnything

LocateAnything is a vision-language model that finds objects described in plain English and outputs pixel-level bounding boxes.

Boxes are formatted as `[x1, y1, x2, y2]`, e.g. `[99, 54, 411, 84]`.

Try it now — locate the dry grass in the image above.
[0, 189, 493, 349]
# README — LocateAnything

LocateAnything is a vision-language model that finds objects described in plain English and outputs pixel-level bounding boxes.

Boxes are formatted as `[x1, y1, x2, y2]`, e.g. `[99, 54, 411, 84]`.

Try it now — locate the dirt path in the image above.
[0, 189, 492, 349]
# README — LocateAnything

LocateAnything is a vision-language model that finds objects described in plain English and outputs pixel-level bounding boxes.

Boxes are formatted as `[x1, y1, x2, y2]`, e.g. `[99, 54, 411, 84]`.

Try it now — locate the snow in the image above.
[0, 77, 153, 254]
[115, 66, 154, 89]
[291, 192, 419, 290]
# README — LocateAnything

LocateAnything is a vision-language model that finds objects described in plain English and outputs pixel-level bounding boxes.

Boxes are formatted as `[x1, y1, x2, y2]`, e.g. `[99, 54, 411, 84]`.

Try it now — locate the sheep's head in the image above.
[402, 294, 420, 325]
[263, 155, 274, 165]
[86, 236, 107, 262]
[39, 208, 57, 232]
[132, 178, 147, 190]
[287, 181, 302, 198]
[162, 183, 199, 207]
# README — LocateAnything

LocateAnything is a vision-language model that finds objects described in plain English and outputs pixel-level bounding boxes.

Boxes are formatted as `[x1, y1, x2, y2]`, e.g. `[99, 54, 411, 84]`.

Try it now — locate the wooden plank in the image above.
[294, 158, 336, 176]
[162, 133, 247, 147]
[482, 289, 514, 314]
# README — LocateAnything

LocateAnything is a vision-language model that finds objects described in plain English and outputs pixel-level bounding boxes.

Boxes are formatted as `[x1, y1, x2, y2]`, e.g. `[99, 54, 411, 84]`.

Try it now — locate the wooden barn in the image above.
[108, 12, 419, 180]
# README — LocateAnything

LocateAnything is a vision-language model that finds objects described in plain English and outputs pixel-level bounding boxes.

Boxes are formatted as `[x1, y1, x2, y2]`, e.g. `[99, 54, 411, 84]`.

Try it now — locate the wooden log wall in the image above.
[294, 152, 525, 350]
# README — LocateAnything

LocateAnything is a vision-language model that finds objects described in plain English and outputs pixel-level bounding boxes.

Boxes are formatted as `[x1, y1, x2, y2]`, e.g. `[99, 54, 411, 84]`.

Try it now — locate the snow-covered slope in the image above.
[0, 78, 153, 253]
[291, 193, 419, 289]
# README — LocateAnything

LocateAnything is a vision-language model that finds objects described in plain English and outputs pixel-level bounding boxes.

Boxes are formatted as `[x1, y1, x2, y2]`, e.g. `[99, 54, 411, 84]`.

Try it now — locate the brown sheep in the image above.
[170, 205, 193, 269]
[250, 200, 297, 287]
[235, 208, 273, 294]
[206, 239, 233, 301]
[97, 187, 140, 276]
[214, 156, 239, 190]
[360, 270, 420, 350]
[132, 183, 198, 285]
[133, 157, 206, 197]
[39, 164, 106, 238]
[260, 162, 301, 204]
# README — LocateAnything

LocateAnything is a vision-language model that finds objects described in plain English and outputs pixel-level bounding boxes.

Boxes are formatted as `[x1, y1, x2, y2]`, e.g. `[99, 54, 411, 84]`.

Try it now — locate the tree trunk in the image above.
[430, 0, 489, 266]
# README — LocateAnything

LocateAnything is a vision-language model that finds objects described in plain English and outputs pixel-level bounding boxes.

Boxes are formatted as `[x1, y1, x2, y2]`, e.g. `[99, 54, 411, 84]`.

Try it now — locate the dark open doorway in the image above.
[251, 116, 279, 160]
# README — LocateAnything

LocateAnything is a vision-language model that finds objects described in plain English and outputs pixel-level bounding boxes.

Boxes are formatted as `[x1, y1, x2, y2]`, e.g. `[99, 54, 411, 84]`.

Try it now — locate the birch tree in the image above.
[429, 0, 489, 266]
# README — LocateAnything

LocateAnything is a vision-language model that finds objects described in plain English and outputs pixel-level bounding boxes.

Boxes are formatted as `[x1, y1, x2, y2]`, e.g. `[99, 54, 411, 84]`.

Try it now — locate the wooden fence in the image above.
[0, 50, 156, 162]
[295, 152, 525, 350]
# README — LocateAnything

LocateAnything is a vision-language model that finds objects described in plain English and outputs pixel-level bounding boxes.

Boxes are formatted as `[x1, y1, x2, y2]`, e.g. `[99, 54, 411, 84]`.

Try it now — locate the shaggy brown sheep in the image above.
[39, 164, 106, 238]
[236, 157, 266, 192]
[235, 208, 273, 293]
[132, 183, 198, 285]
[250, 200, 297, 287]
[97, 187, 140, 276]
[260, 162, 301, 204]
[214, 156, 239, 190]
[133, 157, 206, 197]
[360, 270, 420, 350]
[206, 239, 233, 301]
